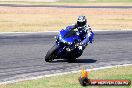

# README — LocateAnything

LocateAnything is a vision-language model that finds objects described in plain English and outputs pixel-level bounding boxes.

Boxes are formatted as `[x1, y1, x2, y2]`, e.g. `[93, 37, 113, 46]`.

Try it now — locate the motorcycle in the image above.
[45, 27, 94, 62]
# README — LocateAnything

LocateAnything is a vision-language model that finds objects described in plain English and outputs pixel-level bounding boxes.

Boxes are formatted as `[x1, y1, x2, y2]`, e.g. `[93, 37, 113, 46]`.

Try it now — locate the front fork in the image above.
[55, 43, 66, 59]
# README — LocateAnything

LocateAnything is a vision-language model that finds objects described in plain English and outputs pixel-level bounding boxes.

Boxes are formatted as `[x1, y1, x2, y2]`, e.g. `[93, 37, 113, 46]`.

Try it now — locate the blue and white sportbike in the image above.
[45, 27, 94, 62]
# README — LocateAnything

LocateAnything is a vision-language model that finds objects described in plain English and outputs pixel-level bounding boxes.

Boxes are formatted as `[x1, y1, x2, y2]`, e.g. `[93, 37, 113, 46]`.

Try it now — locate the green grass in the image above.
[0, 0, 132, 5]
[0, 0, 132, 8]
[2, 65, 132, 88]
[0, 1, 61, 5]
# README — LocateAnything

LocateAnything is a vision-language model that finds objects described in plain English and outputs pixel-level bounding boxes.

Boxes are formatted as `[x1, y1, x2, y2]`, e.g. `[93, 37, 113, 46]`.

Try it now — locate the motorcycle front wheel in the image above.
[45, 44, 58, 62]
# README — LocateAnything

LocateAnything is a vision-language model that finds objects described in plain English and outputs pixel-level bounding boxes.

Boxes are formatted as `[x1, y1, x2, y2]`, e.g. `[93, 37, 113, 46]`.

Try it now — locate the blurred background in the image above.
[0, 0, 132, 32]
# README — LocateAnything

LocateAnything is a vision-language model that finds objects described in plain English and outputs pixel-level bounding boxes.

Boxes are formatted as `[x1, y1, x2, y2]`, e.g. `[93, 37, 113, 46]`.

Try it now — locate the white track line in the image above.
[0, 64, 131, 85]
[0, 31, 58, 34]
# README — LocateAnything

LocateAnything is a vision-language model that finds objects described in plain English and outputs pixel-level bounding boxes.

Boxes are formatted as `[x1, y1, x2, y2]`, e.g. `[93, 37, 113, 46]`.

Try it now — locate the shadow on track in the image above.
[52, 59, 97, 63]
[75, 59, 97, 63]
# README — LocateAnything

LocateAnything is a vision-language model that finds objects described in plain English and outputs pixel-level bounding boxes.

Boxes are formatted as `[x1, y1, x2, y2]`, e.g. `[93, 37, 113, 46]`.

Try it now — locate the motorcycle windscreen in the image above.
[61, 30, 80, 43]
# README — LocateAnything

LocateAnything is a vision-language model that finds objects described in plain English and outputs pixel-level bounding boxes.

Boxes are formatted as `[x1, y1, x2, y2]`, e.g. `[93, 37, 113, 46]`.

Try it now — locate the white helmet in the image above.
[77, 15, 87, 27]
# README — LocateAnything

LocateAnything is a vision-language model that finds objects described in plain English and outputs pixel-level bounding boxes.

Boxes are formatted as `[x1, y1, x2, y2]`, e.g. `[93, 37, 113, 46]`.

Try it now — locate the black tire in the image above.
[45, 44, 58, 62]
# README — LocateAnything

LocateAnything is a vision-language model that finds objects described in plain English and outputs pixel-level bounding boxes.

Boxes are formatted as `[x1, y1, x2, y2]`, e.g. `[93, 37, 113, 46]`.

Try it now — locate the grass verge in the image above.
[1, 65, 132, 88]
[0, 0, 132, 32]
[61, 0, 132, 3]
[0, 1, 132, 6]
[0, 7, 132, 32]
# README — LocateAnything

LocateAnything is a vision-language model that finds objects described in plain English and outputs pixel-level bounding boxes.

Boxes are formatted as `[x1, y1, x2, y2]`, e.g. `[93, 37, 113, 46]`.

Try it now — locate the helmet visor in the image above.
[77, 21, 86, 27]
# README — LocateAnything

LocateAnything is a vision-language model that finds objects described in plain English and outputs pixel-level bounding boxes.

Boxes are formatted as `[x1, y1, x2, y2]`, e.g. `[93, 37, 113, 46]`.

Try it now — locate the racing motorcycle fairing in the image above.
[55, 27, 90, 59]
[45, 26, 94, 62]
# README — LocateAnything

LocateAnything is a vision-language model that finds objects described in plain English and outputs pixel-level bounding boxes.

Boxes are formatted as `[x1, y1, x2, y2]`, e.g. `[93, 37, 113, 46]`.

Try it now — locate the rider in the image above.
[66, 15, 94, 46]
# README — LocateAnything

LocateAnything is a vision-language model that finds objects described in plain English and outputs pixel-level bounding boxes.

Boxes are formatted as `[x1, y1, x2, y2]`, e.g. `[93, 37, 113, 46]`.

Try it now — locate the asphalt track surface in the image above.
[0, 31, 132, 83]
[0, 4, 132, 8]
